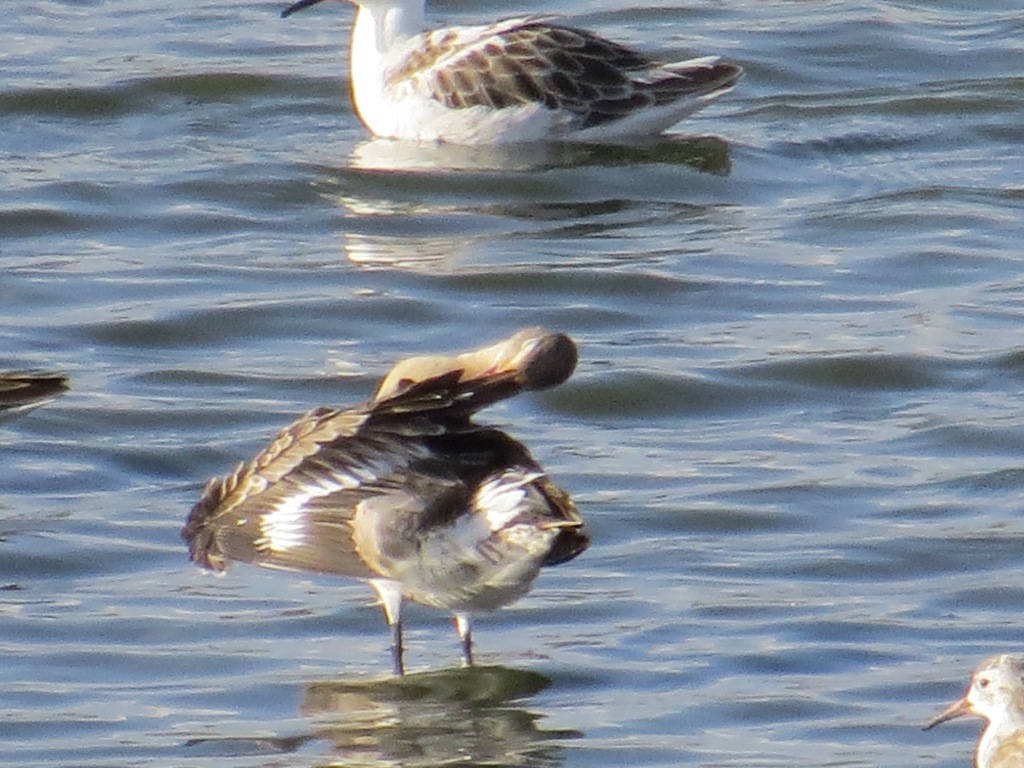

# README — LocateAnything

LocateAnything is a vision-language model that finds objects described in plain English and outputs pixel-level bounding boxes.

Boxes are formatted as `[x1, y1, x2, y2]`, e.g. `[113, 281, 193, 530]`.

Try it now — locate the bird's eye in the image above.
[979, 678, 990, 688]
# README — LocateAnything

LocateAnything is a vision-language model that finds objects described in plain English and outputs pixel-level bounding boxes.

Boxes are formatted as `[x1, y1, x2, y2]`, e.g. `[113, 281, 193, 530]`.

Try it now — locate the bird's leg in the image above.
[369, 579, 405, 675]
[453, 612, 473, 667]
[389, 619, 405, 676]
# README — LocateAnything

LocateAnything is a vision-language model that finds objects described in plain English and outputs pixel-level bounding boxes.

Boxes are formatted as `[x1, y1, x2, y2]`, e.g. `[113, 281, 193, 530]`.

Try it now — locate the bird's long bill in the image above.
[922, 695, 972, 731]
[281, 0, 328, 19]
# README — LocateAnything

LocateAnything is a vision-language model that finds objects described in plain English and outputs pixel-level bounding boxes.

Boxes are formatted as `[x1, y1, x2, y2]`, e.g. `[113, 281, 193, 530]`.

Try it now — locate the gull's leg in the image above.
[453, 611, 473, 667]
[369, 579, 405, 675]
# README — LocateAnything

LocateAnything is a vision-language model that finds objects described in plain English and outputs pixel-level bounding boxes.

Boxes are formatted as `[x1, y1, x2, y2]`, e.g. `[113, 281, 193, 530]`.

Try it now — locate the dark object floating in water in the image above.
[182, 328, 588, 675]
[0, 373, 68, 423]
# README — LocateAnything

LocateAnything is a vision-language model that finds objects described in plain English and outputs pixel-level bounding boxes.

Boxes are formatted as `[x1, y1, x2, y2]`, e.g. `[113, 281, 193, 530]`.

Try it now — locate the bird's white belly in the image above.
[390, 518, 556, 611]
[356, 84, 562, 144]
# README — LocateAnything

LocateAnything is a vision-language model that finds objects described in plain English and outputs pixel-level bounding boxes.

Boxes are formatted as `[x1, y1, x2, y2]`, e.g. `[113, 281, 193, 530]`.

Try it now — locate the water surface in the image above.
[3, 1, 1024, 766]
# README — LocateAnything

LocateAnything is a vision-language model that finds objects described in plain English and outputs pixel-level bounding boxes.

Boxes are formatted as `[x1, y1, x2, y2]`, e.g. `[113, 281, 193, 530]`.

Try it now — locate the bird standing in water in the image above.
[183, 328, 587, 674]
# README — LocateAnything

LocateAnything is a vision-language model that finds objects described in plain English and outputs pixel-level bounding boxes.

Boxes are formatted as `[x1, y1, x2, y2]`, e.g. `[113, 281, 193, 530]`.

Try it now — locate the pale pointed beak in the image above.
[281, 0, 329, 19]
[923, 695, 973, 731]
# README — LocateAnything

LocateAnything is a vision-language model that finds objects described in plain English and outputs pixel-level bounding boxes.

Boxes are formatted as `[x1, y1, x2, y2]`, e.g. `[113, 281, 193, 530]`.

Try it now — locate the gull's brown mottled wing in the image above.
[390, 18, 741, 129]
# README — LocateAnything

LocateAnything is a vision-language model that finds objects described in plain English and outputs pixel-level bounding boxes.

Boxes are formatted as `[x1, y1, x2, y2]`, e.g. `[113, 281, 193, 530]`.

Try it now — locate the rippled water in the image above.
[4, 0, 1024, 766]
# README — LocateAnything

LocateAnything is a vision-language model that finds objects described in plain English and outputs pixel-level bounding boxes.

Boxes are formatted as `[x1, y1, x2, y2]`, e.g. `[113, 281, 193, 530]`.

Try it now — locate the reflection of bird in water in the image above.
[924, 654, 1024, 768]
[304, 666, 578, 767]
[347, 133, 733, 175]
[183, 328, 588, 674]
[184, 665, 579, 765]
[0, 373, 68, 423]
[280, 0, 741, 144]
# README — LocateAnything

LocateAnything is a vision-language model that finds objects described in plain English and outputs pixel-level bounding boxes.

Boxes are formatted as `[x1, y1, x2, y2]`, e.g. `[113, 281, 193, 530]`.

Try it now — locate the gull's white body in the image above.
[352, 12, 553, 143]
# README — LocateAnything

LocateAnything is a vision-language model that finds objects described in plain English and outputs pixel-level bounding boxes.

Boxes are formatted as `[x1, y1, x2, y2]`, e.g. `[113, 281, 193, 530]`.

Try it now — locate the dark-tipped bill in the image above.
[281, 0, 328, 19]
[922, 695, 973, 731]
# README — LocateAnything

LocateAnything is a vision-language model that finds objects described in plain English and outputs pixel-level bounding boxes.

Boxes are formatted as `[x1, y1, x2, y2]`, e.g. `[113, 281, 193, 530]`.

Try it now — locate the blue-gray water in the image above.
[4, 1, 1024, 766]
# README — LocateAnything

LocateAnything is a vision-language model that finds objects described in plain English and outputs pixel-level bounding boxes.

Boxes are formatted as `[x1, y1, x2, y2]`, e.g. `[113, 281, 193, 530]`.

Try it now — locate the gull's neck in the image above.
[351, 0, 425, 58]
[348, 0, 426, 137]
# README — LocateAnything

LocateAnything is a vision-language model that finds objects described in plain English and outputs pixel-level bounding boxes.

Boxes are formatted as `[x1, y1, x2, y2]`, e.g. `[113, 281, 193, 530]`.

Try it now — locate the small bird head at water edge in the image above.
[924, 655, 1024, 768]
[925, 655, 1024, 729]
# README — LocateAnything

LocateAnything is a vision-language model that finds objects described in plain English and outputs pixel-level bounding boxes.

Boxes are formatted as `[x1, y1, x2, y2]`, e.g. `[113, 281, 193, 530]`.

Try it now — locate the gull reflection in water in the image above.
[348, 134, 732, 176]
[339, 208, 474, 273]
[335, 134, 732, 273]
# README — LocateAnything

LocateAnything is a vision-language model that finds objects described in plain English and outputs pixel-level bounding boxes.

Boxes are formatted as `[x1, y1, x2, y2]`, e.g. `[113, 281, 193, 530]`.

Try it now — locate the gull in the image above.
[182, 328, 588, 674]
[924, 654, 1024, 768]
[281, 0, 742, 144]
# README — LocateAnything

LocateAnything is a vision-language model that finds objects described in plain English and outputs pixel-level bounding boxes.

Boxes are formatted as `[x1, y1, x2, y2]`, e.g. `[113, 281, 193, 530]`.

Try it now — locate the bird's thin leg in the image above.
[369, 579, 405, 675]
[389, 619, 404, 676]
[453, 612, 473, 667]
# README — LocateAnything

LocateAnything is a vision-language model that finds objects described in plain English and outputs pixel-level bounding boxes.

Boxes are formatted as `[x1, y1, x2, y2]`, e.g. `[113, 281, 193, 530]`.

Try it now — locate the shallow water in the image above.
[3, 0, 1024, 766]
